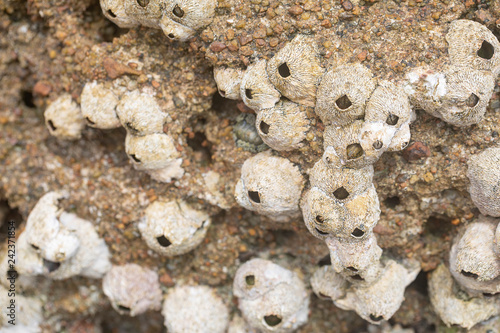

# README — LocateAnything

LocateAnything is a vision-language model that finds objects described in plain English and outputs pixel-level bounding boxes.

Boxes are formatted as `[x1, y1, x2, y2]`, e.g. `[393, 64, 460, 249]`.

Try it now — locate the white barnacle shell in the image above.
[125, 133, 180, 170]
[117, 90, 170, 136]
[214, 67, 244, 100]
[387, 123, 411, 152]
[266, 35, 324, 107]
[138, 200, 210, 257]
[325, 234, 383, 285]
[323, 120, 370, 169]
[467, 147, 500, 217]
[301, 185, 380, 240]
[449, 215, 500, 295]
[446, 19, 500, 76]
[429, 264, 500, 329]
[309, 156, 374, 198]
[80, 81, 121, 129]
[160, 16, 196, 41]
[234, 151, 305, 222]
[310, 265, 348, 301]
[162, 0, 217, 31]
[255, 99, 310, 151]
[123, 0, 163, 28]
[102, 264, 163, 316]
[233, 259, 309, 333]
[44, 94, 85, 140]
[406, 66, 495, 127]
[315, 63, 376, 126]
[240, 60, 281, 112]
[335, 260, 420, 324]
[99, 0, 140, 28]
[162, 285, 229, 333]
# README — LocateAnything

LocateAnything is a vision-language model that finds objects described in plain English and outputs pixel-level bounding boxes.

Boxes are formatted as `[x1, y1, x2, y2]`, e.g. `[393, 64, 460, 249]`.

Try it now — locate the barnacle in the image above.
[234, 151, 305, 222]
[80, 81, 122, 129]
[162, 0, 217, 32]
[102, 264, 163, 317]
[240, 60, 281, 112]
[162, 285, 229, 333]
[233, 259, 309, 333]
[214, 67, 244, 100]
[467, 147, 500, 217]
[233, 113, 269, 153]
[255, 99, 310, 151]
[124, 133, 181, 171]
[323, 120, 368, 169]
[44, 94, 85, 140]
[310, 265, 348, 301]
[315, 64, 376, 126]
[138, 199, 210, 257]
[99, 0, 139, 28]
[266, 35, 324, 107]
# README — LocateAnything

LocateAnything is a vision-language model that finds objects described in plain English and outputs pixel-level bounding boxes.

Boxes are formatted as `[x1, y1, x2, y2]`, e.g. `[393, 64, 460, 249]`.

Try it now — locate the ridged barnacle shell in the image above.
[310, 265, 348, 301]
[234, 151, 305, 222]
[449, 215, 500, 295]
[323, 120, 370, 169]
[163, 0, 217, 31]
[160, 16, 196, 41]
[233, 113, 269, 153]
[447, 19, 500, 76]
[138, 200, 211, 257]
[309, 157, 374, 199]
[315, 63, 376, 126]
[240, 60, 281, 112]
[406, 66, 495, 126]
[123, 0, 162, 28]
[335, 260, 419, 324]
[117, 90, 169, 136]
[80, 81, 121, 129]
[387, 123, 411, 152]
[467, 147, 500, 217]
[100, 0, 139, 28]
[325, 234, 383, 285]
[429, 264, 500, 329]
[214, 67, 244, 100]
[255, 99, 310, 151]
[266, 35, 324, 107]
[44, 94, 85, 140]
[233, 259, 309, 333]
[301, 185, 380, 240]
[124, 133, 180, 171]
[102, 264, 163, 316]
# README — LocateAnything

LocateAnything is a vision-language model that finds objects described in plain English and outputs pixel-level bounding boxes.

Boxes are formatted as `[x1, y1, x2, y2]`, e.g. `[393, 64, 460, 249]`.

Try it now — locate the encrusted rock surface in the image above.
[1, 0, 500, 332]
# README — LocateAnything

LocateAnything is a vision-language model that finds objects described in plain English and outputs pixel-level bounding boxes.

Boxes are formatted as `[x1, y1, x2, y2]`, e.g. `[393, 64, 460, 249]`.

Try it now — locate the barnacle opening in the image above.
[461, 270, 479, 279]
[31, 244, 39, 250]
[346, 266, 358, 272]
[107, 9, 117, 18]
[351, 274, 364, 281]
[43, 259, 61, 273]
[346, 143, 364, 160]
[168, 33, 175, 39]
[173, 5, 185, 18]
[386, 114, 399, 126]
[333, 187, 349, 200]
[264, 315, 282, 327]
[278, 62, 291, 78]
[47, 120, 57, 131]
[85, 117, 95, 125]
[351, 228, 365, 238]
[118, 305, 131, 313]
[477, 40, 494, 60]
[245, 88, 253, 100]
[125, 122, 139, 135]
[218, 89, 226, 97]
[373, 140, 383, 150]
[137, 0, 149, 7]
[156, 235, 172, 247]
[315, 215, 324, 224]
[335, 95, 352, 110]
[259, 121, 270, 134]
[248, 191, 261, 203]
[318, 254, 331, 266]
[129, 154, 141, 163]
[370, 314, 384, 322]
[466, 93, 479, 107]
[315, 228, 328, 236]
[245, 275, 255, 286]
[318, 292, 332, 300]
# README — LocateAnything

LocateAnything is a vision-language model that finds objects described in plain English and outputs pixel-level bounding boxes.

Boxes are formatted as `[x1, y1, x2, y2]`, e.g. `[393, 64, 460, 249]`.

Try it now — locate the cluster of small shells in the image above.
[99, 0, 217, 41]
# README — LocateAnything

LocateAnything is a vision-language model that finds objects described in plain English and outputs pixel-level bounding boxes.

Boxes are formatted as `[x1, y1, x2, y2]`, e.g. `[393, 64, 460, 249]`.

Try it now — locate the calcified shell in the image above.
[315, 63, 376, 126]
[100, 0, 139, 28]
[138, 200, 210, 257]
[44, 94, 85, 140]
[323, 120, 370, 169]
[256, 99, 310, 151]
[80, 81, 121, 129]
[162, 0, 217, 31]
[267, 35, 324, 107]
[214, 67, 244, 100]
[235, 151, 305, 222]
[102, 264, 163, 316]
[447, 19, 500, 76]
[125, 133, 179, 171]
[160, 16, 196, 41]
[240, 60, 281, 112]
[310, 265, 348, 301]
[467, 147, 500, 217]
[429, 264, 500, 329]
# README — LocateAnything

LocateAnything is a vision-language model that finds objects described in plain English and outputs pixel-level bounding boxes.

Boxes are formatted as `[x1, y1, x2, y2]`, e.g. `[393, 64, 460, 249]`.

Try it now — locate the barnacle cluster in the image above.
[100, 0, 217, 41]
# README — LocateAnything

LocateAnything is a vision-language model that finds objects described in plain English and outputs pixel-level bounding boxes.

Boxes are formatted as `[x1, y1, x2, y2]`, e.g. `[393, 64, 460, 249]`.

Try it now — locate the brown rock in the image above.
[289, 5, 304, 16]
[342, 1, 353, 11]
[210, 42, 227, 52]
[33, 81, 52, 96]
[402, 141, 431, 162]
[103, 57, 142, 79]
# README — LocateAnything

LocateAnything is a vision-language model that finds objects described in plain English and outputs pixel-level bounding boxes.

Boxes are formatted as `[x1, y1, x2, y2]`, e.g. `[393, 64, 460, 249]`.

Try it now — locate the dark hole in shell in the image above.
[318, 292, 332, 300]
[156, 235, 172, 247]
[85, 117, 95, 125]
[129, 154, 141, 163]
[333, 187, 349, 200]
[47, 120, 57, 131]
[466, 93, 479, 107]
[346, 266, 358, 272]
[219, 89, 226, 97]
[264, 315, 282, 327]
[248, 191, 261, 203]
[336, 95, 352, 110]
[107, 9, 117, 18]
[259, 121, 270, 134]
[351, 274, 364, 281]
[168, 33, 175, 39]
[43, 259, 61, 273]
[370, 314, 384, 322]
[461, 270, 479, 279]
[315, 228, 328, 236]
[118, 305, 131, 312]
[373, 140, 383, 150]
[477, 40, 494, 60]
[351, 228, 365, 238]
[346, 143, 363, 160]
[278, 62, 291, 78]
[315, 215, 324, 224]
[245, 88, 253, 99]
[173, 4, 185, 18]
[137, 0, 149, 7]
[386, 114, 399, 126]
[245, 275, 255, 286]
